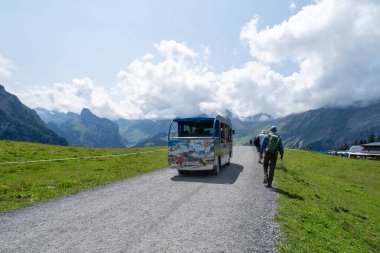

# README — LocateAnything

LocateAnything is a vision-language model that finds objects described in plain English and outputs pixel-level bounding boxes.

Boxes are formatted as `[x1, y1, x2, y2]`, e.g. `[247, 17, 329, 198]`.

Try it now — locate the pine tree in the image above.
[367, 133, 376, 143]
[338, 143, 349, 150]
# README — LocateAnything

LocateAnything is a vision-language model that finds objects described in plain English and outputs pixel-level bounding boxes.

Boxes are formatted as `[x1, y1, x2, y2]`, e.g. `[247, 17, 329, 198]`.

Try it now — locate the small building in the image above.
[361, 142, 380, 154]
[348, 142, 380, 160]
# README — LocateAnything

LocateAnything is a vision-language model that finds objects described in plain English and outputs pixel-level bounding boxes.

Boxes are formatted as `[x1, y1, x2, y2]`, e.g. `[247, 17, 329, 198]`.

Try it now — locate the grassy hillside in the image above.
[275, 150, 380, 252]
[0, 141, 167, 213]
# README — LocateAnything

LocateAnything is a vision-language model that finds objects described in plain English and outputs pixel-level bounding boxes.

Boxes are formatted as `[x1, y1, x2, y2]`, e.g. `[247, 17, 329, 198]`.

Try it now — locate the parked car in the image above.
[348, 145, 364, 153]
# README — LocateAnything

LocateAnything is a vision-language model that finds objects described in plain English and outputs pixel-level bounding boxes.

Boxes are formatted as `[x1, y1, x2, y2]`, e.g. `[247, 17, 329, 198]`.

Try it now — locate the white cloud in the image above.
[0, 54, 15, 78]
[241, 0, 380, 110]
[154, 40, 198, 63]
[17, 0, 380, 120]
[115, 41, 217, 119]
[19, 78, 119, 118]
[19, 42, 218, 119]
[113, 41, 299, 119]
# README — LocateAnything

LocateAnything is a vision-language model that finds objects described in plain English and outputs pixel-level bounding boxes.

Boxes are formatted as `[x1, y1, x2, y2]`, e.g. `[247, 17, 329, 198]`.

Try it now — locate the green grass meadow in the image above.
[275, 150, 380, 253]
[0, 141, 167, 213]
[1, 141, 379, 252]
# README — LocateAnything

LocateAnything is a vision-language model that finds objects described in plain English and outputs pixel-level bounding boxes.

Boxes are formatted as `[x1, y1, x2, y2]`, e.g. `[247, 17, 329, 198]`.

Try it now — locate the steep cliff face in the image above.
[36, 107, 126, 148]
[0, 85, 68, 145]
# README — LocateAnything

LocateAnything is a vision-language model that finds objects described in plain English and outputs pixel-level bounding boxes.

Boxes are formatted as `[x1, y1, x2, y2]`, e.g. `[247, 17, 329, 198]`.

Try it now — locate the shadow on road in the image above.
[272, 187, 304, 200]
[171, 163, 244, 185]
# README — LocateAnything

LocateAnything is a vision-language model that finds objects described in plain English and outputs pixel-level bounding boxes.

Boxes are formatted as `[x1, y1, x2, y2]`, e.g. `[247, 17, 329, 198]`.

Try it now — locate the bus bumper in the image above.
[169, 161, 215, 171]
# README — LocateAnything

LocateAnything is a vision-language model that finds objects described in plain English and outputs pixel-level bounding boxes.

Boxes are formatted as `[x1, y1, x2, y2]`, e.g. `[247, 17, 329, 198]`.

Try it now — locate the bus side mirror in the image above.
[232, 130, 235, 134]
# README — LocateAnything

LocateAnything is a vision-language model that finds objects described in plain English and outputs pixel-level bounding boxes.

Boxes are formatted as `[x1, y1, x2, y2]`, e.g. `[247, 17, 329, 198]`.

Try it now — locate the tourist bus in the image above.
[168, 115, 233, 175]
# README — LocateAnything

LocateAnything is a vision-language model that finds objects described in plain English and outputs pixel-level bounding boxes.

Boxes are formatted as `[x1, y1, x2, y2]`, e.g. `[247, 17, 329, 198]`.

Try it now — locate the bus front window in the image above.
[178, 120, 214, 137]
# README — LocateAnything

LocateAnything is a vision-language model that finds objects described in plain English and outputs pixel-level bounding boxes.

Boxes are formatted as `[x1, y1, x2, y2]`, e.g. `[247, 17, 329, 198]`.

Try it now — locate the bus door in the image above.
[220, 122, 231, 165]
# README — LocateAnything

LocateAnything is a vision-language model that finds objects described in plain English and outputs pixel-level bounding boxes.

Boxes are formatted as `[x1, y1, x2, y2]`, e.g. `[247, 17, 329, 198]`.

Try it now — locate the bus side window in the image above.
[221, 123, 226, 143]
[213, 120, 220, 138]
[226, 126, 231, 142]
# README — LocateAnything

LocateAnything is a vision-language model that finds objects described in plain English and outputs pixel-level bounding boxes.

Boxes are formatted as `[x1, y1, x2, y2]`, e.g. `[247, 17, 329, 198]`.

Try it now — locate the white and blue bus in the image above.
[168, 115, 233, 175]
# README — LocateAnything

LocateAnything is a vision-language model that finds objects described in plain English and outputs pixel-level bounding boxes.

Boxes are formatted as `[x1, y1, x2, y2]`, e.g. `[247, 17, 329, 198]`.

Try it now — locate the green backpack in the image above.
[267, 133, 280, 153]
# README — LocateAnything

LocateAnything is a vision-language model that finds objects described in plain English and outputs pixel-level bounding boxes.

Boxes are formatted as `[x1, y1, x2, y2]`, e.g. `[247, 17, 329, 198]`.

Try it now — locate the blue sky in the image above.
[1, 0, 380, 119]
[1, 0, 305, 88]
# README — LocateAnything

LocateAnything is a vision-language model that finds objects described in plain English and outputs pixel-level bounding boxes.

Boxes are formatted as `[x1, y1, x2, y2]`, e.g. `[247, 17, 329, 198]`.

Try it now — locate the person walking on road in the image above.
[260, 126, 284, 188]
[257, 130, 266, 163]
[253, 130, 266, 153]
[253, 135, 260, 152]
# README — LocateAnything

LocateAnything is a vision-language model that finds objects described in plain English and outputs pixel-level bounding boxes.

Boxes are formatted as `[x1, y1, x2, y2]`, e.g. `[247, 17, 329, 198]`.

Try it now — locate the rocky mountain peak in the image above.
[0, 84, 68, 145]
[80, 108, 94, 118]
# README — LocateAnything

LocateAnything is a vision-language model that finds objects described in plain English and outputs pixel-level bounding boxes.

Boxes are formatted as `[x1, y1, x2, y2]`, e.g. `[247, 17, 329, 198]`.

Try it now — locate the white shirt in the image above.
[258, 133, 266, 145]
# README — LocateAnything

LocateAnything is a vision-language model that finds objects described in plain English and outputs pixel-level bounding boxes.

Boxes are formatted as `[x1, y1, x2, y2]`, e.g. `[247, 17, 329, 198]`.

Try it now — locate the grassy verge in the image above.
[0, 141, 168, 213]
[275, 150, 380, 253]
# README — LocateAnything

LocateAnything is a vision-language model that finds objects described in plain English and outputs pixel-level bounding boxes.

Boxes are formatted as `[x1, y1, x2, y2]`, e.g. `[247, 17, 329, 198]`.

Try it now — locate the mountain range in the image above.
[0, 84, 67, 145]
[245, 101, 380, 150]
[35, 108, 126, 148]
[114, 119, 171, 147]
[1, 84, 379, 150]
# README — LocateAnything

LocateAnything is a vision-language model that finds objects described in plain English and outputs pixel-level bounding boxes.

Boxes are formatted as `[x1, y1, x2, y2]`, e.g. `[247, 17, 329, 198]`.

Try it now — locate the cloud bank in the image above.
[20, 78, 118, 118]
[18, 0, 380, 119]
[241, 0, 380, 111]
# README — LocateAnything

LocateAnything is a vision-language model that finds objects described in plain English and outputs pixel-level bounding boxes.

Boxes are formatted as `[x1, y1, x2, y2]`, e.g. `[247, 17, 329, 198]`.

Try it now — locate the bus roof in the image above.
[173, 115, 231, 125]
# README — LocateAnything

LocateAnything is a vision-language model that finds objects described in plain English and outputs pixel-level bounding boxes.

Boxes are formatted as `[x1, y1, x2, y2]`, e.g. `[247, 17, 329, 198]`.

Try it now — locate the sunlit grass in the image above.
[275, 150, 380, 253]
[0, 140, 167, 213]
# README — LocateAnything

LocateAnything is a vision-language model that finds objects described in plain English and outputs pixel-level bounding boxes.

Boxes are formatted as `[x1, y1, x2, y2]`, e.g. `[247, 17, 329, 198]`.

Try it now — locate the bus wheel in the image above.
[212, 156, 221, 175]
[178, 170, 184, 175]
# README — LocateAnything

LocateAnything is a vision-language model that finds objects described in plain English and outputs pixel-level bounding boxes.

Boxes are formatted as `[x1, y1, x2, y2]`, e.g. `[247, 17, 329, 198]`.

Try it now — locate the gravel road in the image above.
[0, 146, 280, 252]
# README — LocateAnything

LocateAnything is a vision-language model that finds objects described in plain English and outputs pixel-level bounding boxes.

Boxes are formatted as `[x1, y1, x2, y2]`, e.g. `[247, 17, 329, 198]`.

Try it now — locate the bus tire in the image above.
[212, 156, 221, 175]
[178, 170, 184, 175]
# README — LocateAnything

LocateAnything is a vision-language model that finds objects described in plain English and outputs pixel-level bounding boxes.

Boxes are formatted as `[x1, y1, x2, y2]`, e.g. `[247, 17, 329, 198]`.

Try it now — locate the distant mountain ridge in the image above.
[243, 101, 380, 150]
[0, 85, 67, 145]
[36, 108, 126, 148]
[134, 132, 168, 147]
[122, 112, 272, 147]
[114, 119, 171, 147]
[34, 98, 380, 150]
[10, 82, 371, 150]
[129, 113, 268, 147]
[35, 107, 77, 124]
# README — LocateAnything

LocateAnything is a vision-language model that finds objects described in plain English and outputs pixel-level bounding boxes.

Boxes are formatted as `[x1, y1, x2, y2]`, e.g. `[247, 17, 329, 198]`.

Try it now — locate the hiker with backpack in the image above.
[259, 126, 284, 188]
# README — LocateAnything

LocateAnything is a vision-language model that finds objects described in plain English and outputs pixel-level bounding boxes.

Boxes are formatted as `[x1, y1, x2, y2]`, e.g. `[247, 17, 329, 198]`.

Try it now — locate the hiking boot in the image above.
[266, 183, 272, 188]
[263, 178, 267, 184]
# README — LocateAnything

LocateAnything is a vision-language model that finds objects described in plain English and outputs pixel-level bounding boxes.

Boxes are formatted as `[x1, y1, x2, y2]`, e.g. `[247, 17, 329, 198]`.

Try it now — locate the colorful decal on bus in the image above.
[168, 139, 215, 168]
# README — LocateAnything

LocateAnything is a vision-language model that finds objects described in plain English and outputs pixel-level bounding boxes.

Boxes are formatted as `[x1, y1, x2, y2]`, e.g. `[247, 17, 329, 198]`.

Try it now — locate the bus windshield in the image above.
[178, 120, 214, 137]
